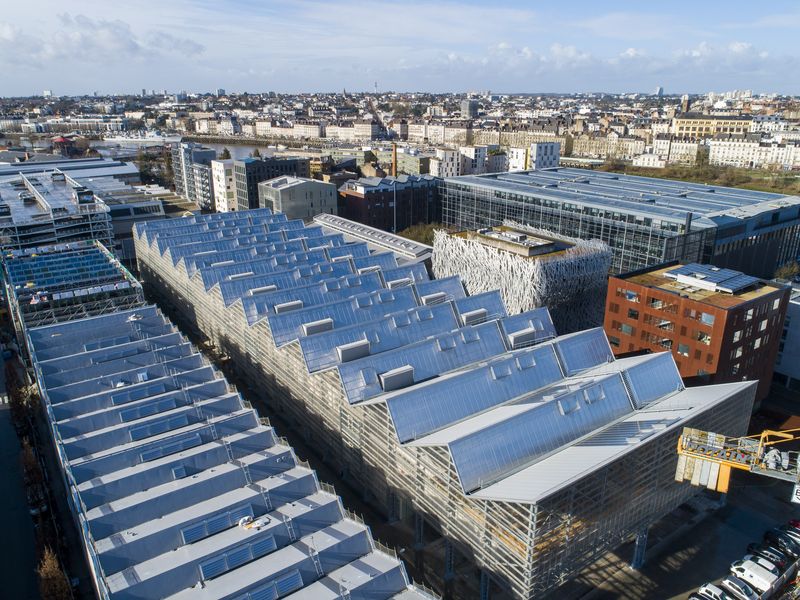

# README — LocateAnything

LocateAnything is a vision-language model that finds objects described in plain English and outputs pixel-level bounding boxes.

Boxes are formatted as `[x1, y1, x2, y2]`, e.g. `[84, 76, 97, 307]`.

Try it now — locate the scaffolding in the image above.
[135, 210, 757, 599]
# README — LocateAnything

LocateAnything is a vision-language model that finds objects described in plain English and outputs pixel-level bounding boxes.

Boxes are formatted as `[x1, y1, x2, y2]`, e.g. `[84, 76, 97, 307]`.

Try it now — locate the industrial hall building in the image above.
[5, 242, 431, 600]
[135, 208, 757, 599]
[440, 167, 800, 277]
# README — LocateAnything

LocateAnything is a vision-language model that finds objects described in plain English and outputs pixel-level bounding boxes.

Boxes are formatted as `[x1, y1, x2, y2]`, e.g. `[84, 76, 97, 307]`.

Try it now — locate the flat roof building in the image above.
[14, 243, 430, 600]
[257, 176, 337, 221]
[605, 262, 789, 403]
[433, 224, 612, 332]
[135, 209, 757, 599]
[441, 167, 800, 277]
[774, 284, 800, 392]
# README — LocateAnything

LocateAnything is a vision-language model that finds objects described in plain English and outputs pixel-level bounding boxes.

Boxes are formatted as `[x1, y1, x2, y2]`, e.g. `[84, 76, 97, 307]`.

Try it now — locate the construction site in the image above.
[134, 208, 758, 599]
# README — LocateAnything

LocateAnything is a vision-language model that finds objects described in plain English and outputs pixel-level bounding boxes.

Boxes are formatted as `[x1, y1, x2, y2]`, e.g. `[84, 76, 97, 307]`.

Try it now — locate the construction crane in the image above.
[675, 427, 800, 502]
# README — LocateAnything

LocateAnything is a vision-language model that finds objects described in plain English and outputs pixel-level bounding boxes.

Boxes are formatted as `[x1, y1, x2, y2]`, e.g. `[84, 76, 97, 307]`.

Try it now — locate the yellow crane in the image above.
[675, 427, 800, 501]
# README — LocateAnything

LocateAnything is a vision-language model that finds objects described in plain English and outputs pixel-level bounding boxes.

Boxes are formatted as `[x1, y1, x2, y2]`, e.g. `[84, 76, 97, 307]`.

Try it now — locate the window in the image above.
[733, 330, 742, 343]
[731, 363, 739, 375]
[746, 308, 754, 321]
[732, 347, 743, 359]
[754, 337, 762, 349]
[609, 336, 621, 348]
[700, 312, 715, 326]
[624, 289, 640, 303]
[759, 318, 767, 332]
[696, 331, 712, 345]
[773, 298, 781, 310]
[620, 323, 634, 336]
[677, 343, 689, 357]
[628, 308, 639, 320]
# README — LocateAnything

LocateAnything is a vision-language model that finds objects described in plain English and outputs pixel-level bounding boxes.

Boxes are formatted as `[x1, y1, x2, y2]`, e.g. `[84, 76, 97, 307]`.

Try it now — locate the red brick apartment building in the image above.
[604, 262, 790, 402]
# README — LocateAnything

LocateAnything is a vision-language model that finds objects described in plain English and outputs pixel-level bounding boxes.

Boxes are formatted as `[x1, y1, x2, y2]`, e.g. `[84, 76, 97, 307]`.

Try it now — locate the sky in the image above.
[1, 0, 799, 97]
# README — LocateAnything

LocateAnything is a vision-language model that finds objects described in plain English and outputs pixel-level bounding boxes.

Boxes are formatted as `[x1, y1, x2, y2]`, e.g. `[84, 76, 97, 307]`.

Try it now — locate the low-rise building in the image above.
[709, 134, 800, 169]
[233, 156, 311, 211]
[338, 174, 440, 232]
[257, 176, 337, 220]
[605, 262, 789, 402]
[529, 142, 560, 170]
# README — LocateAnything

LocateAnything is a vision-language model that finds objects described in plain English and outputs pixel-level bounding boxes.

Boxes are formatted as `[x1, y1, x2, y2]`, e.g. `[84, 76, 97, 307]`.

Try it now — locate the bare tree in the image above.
[37, 547, 71, 600]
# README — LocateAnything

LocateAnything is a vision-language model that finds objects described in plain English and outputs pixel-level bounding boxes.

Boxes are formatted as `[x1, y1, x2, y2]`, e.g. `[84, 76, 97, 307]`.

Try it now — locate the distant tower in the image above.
[681, 94, 690, 113]
[655, 86, 664, 98]
[374, 81, 378, 94]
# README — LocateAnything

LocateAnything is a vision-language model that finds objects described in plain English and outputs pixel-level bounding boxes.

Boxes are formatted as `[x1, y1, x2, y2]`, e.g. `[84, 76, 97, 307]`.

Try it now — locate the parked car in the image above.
[742, 554, 779, 576]
[729, 559, 778, 594]
[697, 583, 734, 600]
[720, 575, 759, 600]
[765, 529, 800, 558]
[778, 524, 800, 544]
[747, 542, 788, 570]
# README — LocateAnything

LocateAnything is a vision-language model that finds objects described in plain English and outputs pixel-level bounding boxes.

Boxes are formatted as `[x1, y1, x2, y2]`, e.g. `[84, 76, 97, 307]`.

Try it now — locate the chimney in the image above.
[391, 142, 397, 178]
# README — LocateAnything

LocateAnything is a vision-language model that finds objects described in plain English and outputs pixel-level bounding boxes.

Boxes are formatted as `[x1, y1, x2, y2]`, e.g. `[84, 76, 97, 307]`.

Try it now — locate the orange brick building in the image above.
[604, 262, 789, 402]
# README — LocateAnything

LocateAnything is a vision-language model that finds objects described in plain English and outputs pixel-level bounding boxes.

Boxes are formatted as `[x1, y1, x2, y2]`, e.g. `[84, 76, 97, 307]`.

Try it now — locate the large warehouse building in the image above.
[135, 209, 757, 599]
[6, 243, 430, 600]
[440, 168, 800, 277]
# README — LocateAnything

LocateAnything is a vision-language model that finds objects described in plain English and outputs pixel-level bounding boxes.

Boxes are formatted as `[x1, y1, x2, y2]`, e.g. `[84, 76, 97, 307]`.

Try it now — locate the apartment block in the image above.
[233, 157, 311, 211]
[672, 114, 752, 137]
[605, 262, 789, 402]
[211, 159, 236, 212]
[257, 176, 337, 220]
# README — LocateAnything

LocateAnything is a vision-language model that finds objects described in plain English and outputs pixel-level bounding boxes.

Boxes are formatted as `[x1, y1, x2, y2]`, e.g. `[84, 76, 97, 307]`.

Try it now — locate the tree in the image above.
[37, 547, 71, 600]
[220, 147, 231, 160]
[250, 148, 262, 159]
[775, 261, 800, 281]
[20, 438, 42, 486]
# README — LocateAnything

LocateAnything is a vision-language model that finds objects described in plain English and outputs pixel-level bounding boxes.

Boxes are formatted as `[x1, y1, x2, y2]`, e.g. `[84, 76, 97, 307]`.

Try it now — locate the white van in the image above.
[730, 559, 778, 594]
[742, 554, 779, 576]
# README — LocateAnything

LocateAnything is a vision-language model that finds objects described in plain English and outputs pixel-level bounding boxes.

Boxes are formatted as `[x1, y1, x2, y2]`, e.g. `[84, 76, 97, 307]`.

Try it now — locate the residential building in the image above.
[338, 174, 440, 232]
[211, 159, 236, 212]
[672, 114, 752, 137]
[605, 262, 789, 402]
[7, 241, 429, 600]
[486, 151, 508, 173]
[171, 142, 216, 207]
[429, 149, 459, 178]
[433, 225, 612, 332]
[135, 209, 757, 600]
[507, 147, 528, 171]
[233, 156, 311, 211]
[461, 99, 479, 118]
[708, 134, 800, 169]
[374, 150, 431, 175]
[529, 142, 561, 170]
[459, 145, 488, 175]
[652, 135, 701, 165]
[773, 284, 800, 392]
[571, 134, 645, 160]
[632, 154, 667, 169]
[441, 168, 800, 276]
[257, 176, 337, 220]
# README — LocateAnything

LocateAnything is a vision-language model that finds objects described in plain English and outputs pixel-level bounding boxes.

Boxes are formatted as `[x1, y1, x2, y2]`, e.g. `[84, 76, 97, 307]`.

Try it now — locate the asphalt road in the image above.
[0, 366, 39, 600]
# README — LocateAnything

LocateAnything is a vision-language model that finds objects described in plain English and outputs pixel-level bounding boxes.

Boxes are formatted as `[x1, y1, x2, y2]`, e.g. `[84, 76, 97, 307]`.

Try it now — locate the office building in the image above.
[9, 241, 430, 600]
[774, 284, 800, 392]
[433, 225, 612, 333]
[135, 209, 757, 600]
[338, 174, 439, 233]
[257, 176, 337, 221]
[233, 157, 311, 211]
[441, 168, 800, 277]
[605, 262, 789, 402]
[211, 159, 236, 212]
[171, 142, 217, 208]
[0, 157, 140, 184]
[672, 114, 751, 137]
[461, 99, 479, 119]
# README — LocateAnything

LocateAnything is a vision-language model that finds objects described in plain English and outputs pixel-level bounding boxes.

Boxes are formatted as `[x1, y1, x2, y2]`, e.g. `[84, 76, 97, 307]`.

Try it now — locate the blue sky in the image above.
[1, 0, 798, 96]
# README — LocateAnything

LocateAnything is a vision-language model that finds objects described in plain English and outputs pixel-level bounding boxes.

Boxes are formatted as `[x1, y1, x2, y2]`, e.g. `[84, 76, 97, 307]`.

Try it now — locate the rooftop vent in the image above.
[461, 308, 488, 326]
[274, 300, 303, 314]
[302, 317, 333, 336]
[379, 365, 414, 392]
[337, 339, 370, 363]
[420, 291, 447, 305]
[508, 327, 539, 350]
[387, 277, 412, 289]
[249, 285, 278, 296]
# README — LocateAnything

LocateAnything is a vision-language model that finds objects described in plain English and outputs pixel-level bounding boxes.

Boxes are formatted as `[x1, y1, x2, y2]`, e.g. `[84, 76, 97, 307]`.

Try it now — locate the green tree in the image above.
[775, 261, 800, 281]
[220, 147, 231, 160]
[37, 547, 71, 600]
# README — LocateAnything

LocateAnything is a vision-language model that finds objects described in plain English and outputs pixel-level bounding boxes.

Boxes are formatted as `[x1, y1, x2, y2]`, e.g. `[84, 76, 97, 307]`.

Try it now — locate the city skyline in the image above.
[1, 0, 799, 97]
